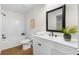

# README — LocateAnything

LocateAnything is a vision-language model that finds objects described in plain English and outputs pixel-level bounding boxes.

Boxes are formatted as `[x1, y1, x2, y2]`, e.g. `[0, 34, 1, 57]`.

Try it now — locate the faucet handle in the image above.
[55, 35, 57, 37]
[52, 32, 54, 36]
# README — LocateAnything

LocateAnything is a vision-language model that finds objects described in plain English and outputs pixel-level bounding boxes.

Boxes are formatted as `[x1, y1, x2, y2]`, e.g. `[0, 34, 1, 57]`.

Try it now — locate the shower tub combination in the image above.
[0, 5, 31, 54]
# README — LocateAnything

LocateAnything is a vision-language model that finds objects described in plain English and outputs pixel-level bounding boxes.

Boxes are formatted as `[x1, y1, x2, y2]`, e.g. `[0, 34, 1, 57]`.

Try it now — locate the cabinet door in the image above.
[39, 43, 51, 55]
[33, 41, 51, 55]
[33, 41, 40, 55]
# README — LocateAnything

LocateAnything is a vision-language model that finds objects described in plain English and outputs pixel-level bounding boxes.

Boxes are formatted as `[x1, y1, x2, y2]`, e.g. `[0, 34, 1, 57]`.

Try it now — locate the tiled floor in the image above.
[0, 45, 33, 55]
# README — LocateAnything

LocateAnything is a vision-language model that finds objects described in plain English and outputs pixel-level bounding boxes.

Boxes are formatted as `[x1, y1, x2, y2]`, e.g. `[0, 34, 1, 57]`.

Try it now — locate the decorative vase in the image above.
[64, 34, 71, 41]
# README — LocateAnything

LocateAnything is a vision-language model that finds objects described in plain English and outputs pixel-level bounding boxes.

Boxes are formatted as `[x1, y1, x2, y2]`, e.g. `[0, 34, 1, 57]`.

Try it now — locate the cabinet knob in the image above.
[38, 44, 41, 46]
[77, 53, 79, 55]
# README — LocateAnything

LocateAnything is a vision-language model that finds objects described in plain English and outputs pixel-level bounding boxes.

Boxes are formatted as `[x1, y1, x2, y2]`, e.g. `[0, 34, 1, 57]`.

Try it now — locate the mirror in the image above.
[46, 5, 65, 32]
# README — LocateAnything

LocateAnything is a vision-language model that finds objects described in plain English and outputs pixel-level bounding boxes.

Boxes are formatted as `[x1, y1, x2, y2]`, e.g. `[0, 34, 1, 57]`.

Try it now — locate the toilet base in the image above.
[22, 44, 31, 50]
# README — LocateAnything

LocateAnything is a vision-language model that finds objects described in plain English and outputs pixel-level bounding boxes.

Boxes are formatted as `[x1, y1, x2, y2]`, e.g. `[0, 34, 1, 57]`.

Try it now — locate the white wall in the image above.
[25, 4, 78, 39]
[66, 4, 78, 39]
[25, 5, 46, 37]
[1, 9, 25, 50]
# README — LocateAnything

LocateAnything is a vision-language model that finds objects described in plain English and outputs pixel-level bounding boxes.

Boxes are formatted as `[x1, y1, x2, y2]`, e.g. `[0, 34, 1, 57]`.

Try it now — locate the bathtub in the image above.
[0, 36, 22, 52]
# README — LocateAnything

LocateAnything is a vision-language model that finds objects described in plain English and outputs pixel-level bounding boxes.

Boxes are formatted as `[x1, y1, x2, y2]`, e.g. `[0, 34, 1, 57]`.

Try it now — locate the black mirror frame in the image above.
[46, 5, 66, 32]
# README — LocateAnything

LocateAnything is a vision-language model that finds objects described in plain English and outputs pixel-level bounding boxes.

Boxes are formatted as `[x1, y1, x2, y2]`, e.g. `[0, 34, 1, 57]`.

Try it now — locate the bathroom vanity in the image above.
[32, 34, 78, 55]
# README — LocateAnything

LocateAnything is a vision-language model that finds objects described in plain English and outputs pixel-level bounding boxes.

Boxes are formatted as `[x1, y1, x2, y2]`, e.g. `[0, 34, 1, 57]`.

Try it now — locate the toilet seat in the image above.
[20, 39, 31, 44]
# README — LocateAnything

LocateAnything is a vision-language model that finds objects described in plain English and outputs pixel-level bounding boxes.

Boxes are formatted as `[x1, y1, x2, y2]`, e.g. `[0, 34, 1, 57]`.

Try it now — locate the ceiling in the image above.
[1, 4, 45, 14]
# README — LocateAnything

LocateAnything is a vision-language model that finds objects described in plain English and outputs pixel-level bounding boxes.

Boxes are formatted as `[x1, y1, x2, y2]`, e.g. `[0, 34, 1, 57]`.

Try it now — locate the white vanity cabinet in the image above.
[33, 36, 65, 55]
[32, 35, 78, 55]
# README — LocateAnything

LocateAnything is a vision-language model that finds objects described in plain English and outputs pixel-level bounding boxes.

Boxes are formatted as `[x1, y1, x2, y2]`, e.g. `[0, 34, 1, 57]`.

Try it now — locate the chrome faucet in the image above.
[2, 34, 6, 39]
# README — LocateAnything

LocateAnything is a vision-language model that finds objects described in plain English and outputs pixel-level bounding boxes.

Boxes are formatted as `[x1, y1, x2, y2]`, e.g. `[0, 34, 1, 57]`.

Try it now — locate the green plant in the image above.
[60, 26, 78, 35]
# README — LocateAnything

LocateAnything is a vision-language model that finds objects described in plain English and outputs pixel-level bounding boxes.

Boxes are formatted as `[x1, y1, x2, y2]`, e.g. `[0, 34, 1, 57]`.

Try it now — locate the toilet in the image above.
[20, 39, 32, 50]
